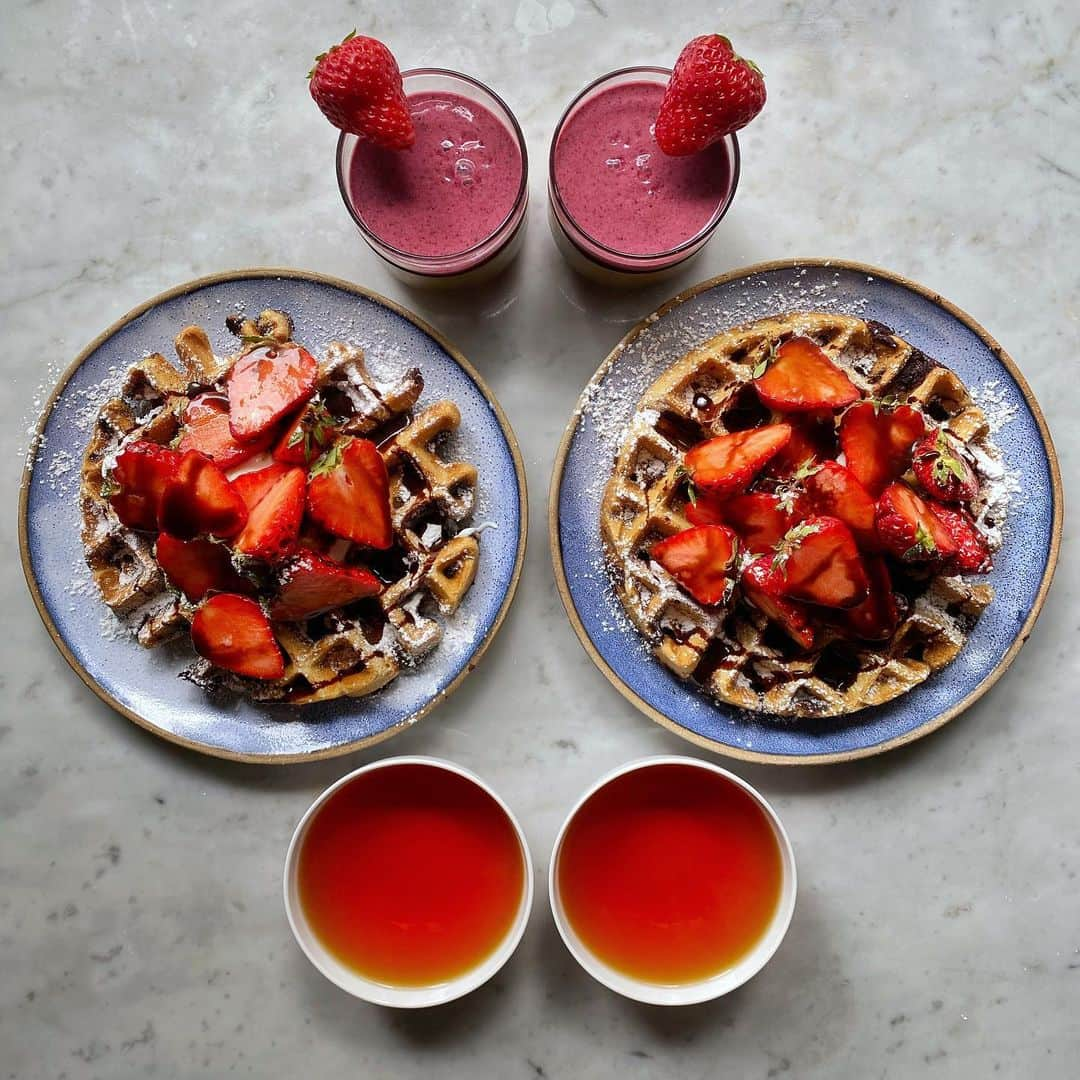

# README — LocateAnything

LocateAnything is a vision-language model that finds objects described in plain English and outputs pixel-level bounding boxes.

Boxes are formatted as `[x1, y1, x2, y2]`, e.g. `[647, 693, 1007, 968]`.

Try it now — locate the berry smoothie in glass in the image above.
[338, 70, 528, 286]
[548, 68, 739, 284]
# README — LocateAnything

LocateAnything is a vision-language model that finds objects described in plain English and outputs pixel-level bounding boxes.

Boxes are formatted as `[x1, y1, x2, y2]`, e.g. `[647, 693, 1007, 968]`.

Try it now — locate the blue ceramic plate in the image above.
[20, 270, 526, 763]
[551, 260, 1061, 765]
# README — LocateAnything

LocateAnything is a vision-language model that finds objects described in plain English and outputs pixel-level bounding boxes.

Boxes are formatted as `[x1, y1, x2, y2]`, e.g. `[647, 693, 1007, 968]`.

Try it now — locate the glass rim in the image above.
[335, 67, 529, 273]
[547, 65, 742, 268]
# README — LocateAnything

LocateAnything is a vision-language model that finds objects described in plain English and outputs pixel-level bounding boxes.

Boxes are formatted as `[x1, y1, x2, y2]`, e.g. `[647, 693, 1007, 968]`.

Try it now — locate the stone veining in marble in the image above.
[2, 1, 1078, 1078]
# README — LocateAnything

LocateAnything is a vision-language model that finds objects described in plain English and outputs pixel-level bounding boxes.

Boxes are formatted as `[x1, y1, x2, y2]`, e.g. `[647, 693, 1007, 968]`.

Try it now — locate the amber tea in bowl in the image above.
[285, 757, 532, 1007]
[550, 756, 796, 1004]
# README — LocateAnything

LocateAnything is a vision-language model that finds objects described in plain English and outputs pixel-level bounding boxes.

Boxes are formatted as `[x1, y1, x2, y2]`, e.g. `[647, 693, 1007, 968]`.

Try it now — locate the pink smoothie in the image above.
[348, 91, 524, 258]
[552, 80, 732, 257]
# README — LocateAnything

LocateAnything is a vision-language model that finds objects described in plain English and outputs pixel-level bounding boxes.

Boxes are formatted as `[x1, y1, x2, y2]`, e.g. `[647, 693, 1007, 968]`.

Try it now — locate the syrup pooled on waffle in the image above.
[601, 312, 1005, 718]
[80, 309, 481, 704]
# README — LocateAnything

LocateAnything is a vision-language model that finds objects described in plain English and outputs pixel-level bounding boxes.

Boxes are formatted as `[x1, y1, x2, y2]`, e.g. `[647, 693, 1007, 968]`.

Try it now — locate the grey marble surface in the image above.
[2, 1, 1078, 1077]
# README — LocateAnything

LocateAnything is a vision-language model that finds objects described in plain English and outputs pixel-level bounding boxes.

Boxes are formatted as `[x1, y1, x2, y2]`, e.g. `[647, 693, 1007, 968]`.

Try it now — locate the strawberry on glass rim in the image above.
[308, 31, 415, 149]
[655, 34, 766, 157]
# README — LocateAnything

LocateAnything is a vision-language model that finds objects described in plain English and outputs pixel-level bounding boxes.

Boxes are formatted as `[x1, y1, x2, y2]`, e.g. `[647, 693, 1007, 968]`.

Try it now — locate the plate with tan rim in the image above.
[549, 259, 1061, 765]
[19, 269, 526, 764]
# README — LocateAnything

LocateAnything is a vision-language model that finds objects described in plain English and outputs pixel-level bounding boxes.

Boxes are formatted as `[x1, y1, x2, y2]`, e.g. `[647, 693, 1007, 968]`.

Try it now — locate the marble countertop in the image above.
[2, 1, 1077, 1076]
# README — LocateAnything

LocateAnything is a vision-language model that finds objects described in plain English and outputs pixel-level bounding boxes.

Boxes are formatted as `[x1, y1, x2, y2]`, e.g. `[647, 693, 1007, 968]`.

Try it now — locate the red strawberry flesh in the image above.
[684, 424, 791, 496]
[269, 550, 382, 621]
[765, 418, 837, 478]
[803, 460, 878, 549]
[773, 516, 869, 609]
[227, 346, 318, 443]
[156, 533, 252, 603]
[273, 400, 339, 466]
[874, 482, 957, 563]
[107, 440, 183, 532]
[684, 487, 728, 527]
[231, 462, 292, 512]
[839, 401, 926, 496]
[837, 554, 899, 642]
[157, 451, 248, 540]
[306, 437, 393, 549]
[190, 593, 284, 680]
[912, 428, 978, 504]
[930, 503, 992, 574]
[233, 467, 306, 562]
[741, 556, 816, 650]
[651, 524, 738, 606]
[754, 336, 860, 413]
[178, 393, 275, 469]
[718, 490, 801, 553]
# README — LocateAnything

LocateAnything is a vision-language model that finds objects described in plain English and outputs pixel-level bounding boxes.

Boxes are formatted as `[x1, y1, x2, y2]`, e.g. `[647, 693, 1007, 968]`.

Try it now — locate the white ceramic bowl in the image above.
[284, 755, 533, 1008]
[548, 755, 797, 1005]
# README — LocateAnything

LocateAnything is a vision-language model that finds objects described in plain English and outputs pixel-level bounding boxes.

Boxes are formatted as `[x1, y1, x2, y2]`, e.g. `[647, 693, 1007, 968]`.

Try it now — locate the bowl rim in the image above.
[547, 754, 797, 1005]
[283, 754, 534, 1008]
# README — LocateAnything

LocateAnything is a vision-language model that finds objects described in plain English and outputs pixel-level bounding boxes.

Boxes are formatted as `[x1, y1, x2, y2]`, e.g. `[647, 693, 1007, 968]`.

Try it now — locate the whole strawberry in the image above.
[655, 34, 766, 156]
[911, 428, 979, 505]
[308, 31, 415, 149]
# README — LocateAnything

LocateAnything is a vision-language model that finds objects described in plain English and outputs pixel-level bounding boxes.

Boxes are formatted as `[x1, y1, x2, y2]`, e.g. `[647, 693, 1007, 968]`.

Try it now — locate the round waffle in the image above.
[79, 310, 480, 704]
[601, 312, 1003, 719]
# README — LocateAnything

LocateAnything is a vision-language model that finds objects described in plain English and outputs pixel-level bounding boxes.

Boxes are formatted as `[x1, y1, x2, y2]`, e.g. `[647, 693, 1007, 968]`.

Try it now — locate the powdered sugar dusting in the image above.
[972, 379, 1021, 433]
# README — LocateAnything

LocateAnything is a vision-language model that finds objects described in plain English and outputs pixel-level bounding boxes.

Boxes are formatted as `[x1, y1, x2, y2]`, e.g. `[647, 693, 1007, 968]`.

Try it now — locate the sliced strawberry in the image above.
[839, 401, 926, 497]
[273, 400, 339, 466]
[233, 467, 306, 562]
[178, 393, 275, 469]
[269, 550, 383, 621]
[227, 345, 318, 443]
[836, 554, 899, 642]
[684, 424, 792, 497]
[912, 428, 978, 505]
[764, 418, 836, 478]
[720, 491, 803, 554]
[651, 524, 738, 606]
[306, 437, 393, 549]
[753, 336, 860, 413]
[685, 487, 728, 527]
[106, 440, 183, 532]
[803, 460, 878, 550]
[158, 451, 248, 540]
[231, 462, 292, 512]
[931, 504, 992, 574]
[773, 516, 869, 609]
[874, 482, 958, 563]
[190, 593, 284, 680]
[741, 556, 816, 650]
[156, 533, 252, 603]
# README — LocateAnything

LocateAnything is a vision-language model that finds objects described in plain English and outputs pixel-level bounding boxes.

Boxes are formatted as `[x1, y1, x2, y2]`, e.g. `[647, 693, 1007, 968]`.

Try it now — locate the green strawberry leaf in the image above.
[239, 333, 281, 350]
[310, 438, 348, 480]
[771, 520, 821, 573]
[905, 522, 937, 559]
